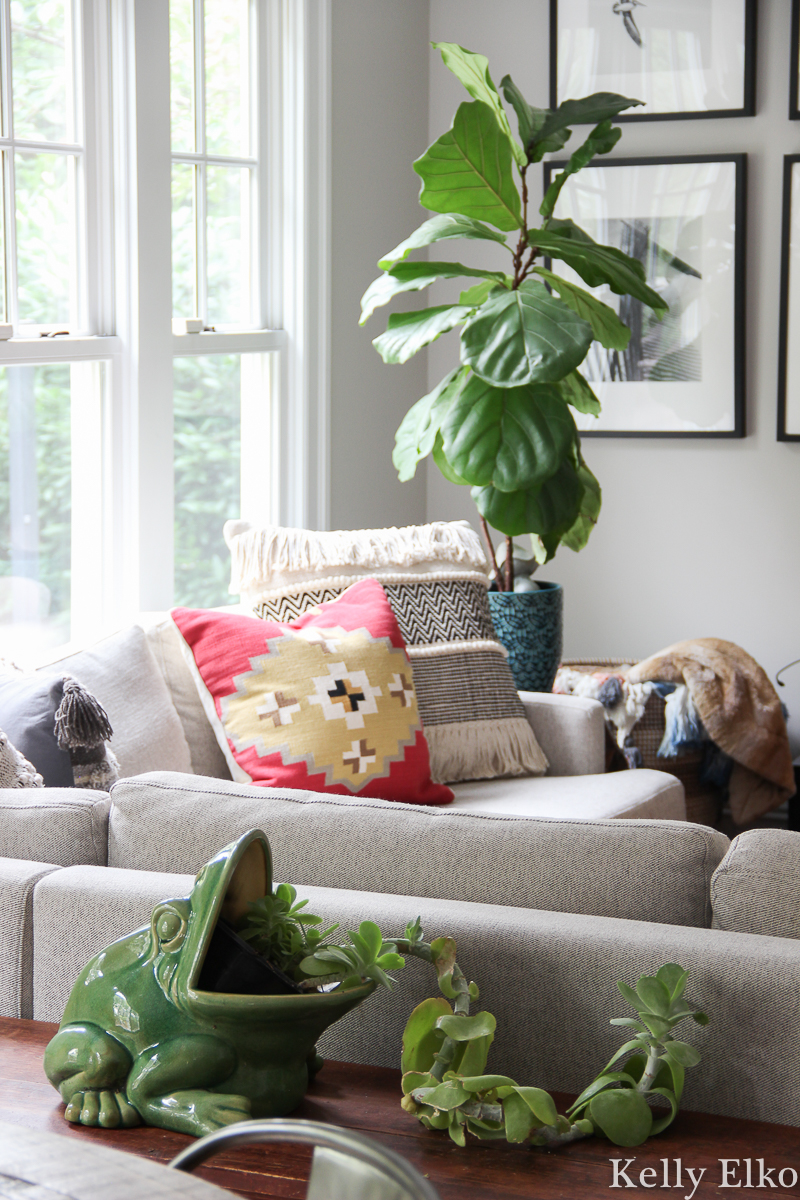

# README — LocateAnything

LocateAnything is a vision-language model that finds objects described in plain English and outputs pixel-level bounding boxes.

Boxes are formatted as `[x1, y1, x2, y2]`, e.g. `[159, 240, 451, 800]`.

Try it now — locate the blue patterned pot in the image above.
[487, 583, 563, 693]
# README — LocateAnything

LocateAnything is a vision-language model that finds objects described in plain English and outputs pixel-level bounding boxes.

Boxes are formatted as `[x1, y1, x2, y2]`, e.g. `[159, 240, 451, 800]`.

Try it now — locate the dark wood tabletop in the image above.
[1, 1016, 798, 1199]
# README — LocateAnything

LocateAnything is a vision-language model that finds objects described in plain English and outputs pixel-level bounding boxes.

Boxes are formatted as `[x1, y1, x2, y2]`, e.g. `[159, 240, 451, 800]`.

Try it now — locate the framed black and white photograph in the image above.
[543, 155, 746, 437]
[790, 0, 800, 119]
[550, 1, 756, 122]
[778, 156, 800, 439]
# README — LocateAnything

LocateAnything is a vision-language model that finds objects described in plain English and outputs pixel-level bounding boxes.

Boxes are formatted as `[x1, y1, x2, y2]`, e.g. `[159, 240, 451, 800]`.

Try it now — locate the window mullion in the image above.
[193, 0, 206, 321]
[1, 0, 15, 329]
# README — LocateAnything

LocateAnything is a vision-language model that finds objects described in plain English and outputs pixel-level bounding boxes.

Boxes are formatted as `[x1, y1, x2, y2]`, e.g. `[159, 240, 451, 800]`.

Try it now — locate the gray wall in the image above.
[329, 0, 430, 530]
[425, 0, 800, 752]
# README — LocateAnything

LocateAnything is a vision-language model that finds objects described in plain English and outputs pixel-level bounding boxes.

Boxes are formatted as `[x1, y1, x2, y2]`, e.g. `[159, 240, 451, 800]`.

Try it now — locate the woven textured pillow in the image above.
[0, 729, 43, 788]
[171, 579, 453, 805]
[232, 523, 548, 784]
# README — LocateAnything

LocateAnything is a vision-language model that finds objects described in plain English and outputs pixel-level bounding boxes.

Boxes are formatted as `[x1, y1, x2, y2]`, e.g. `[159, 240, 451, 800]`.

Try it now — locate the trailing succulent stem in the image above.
[397, 920, 708, 1151]
[363, 43, 672, 578]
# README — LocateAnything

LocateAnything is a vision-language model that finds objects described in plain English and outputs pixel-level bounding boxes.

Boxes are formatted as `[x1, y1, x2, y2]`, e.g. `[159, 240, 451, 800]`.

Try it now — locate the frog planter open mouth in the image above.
[44, 828, 374, 1137]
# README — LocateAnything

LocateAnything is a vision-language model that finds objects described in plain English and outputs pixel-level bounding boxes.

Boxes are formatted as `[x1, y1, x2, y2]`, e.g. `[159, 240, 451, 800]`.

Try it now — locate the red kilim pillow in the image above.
[171, 578, 453, 805]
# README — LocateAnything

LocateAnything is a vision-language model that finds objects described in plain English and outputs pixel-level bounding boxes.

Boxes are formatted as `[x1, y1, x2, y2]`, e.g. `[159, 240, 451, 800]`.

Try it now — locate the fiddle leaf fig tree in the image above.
[360, 43, 668, 587]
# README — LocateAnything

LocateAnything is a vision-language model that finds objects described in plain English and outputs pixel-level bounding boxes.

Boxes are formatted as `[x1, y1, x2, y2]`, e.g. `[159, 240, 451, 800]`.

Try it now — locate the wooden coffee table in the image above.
[1, 1017, 798, 1199]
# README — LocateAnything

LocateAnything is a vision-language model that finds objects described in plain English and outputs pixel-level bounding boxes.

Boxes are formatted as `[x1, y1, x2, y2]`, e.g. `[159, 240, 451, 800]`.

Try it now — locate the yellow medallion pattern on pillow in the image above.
[220, 627, 422, 790]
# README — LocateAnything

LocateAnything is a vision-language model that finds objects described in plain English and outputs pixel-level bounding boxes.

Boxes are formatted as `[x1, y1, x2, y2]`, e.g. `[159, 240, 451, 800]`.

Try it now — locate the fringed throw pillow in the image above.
[171, 578, 453, 805]
[226, 521, 548, 785]
[0, 671, 120, 790]
[0, 729, 43, 787]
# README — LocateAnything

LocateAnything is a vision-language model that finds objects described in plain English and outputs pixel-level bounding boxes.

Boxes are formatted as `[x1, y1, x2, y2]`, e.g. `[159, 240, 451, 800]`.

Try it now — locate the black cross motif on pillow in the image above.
[327, 678, 366, 711]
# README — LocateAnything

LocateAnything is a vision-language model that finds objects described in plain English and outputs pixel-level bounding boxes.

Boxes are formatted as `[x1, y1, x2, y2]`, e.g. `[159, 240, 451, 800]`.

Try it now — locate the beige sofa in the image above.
[1, 773, 798, 1129]
[33, 620, 685, 822]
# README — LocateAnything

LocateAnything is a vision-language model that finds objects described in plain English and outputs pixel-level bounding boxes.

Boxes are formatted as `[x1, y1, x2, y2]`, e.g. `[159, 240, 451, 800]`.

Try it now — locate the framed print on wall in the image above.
[778, 156, 800, 439]
[791, 0, 800, 119]
[542, 155, 746, 437]
[550, 0, 756, 122]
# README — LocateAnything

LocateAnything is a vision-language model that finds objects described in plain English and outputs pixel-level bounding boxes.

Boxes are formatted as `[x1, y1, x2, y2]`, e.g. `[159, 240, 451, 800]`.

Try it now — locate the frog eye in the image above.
[154, 904, 187, 951]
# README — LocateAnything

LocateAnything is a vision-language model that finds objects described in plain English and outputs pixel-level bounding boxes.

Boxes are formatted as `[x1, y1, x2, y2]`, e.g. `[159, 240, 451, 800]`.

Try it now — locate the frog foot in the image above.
[64, 1088, 141, 1129]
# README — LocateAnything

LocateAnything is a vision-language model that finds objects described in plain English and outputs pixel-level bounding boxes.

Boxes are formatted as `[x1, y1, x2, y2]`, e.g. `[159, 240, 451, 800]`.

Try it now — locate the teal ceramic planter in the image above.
[488, 582, 563, 693]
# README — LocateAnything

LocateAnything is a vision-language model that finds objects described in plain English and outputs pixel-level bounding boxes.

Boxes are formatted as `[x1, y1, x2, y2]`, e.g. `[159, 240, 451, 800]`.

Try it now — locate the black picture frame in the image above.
[778, 155, 800, 440]
[791, 0, 800, 119]
[542, 154, 746, 439]
[550, 0, 757, 123]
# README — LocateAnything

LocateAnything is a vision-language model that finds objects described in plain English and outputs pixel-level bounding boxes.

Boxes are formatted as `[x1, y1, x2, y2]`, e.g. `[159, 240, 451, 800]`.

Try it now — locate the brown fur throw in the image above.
[628, 638, 795, 826]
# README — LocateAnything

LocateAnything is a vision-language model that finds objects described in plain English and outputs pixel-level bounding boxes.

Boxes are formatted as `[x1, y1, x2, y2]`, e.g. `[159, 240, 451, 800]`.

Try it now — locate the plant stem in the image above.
[479, 516, 503, 590]
[505, 536, 514, 592]
[636, 1047, 662, 1094]
[400, 941, 471, 1083]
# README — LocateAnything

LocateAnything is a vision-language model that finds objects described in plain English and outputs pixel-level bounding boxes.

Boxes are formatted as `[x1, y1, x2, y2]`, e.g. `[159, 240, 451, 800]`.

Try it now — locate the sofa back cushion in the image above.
[0, 788, 109, 866]
[712, 829, 800, 939]
[37, 626, 193, 779]
[108, 772, 729, 927]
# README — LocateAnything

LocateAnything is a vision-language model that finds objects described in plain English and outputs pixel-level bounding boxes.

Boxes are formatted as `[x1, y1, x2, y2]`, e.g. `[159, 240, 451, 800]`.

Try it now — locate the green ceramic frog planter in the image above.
[44, 828, 375, 1137]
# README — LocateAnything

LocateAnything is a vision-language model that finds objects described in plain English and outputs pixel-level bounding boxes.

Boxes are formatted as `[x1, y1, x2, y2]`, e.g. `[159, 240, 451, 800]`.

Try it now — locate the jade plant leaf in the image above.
[656, 964, 689, 1001]
[617, 981, 641, 1009]
[413, 101, 524, 232]
[567, 1070, 638, 1115]
[440, 376, 576, 492]
[393, 367, 467, 482]
[401, 997, 452, 1074]
[588, 1087, 653, 1147]
[360, 260, 507, 324]
[415, 1080, 470, 1111]
[378, 214, 509, 270]
[663, 1040, 701, 1068]
[534, 266, 631, 351]
[460, 278, 594, 387]
[431, 42, 526, 168]
[436, 1011, 497, 1041]
[471, 453, 583, 538]
[451, 1032, 494, 1077]
[530, 227, 667, 316]
[636, 977, 672, 1018]
[401, 1070, 436, 1096]
[649, 1086, 679, 1136]
[513, 1086, 558, 1127]
[459, 1074, 516, 1092]
[373, 305, 472, 364]
[503, 1091, 538, 1142]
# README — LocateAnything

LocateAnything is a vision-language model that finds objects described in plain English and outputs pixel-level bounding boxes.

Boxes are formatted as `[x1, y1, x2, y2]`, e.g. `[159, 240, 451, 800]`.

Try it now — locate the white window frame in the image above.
[0, 0, 330, 641]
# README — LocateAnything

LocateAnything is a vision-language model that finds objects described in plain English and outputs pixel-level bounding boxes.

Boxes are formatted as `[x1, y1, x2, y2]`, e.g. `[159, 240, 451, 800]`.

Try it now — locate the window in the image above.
[0, 0, 330, 661]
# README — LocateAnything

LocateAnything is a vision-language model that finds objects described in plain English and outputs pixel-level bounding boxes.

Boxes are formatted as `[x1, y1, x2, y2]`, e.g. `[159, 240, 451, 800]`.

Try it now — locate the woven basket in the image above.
[560, 660, 723, 828]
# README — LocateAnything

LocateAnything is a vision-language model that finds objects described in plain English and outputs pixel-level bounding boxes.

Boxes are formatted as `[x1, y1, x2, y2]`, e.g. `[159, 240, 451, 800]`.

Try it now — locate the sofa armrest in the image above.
[0, 857, 61, 1018]
[0, 789, 109, 866]
[519, 692, 605, 776]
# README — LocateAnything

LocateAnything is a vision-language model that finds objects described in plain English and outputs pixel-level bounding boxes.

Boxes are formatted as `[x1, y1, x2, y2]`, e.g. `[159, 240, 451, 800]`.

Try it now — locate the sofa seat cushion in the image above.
[0, 858, 61, 1019]
[449, 768, 686, 821]
[107, 772, 728, 928]
[712, 828, 800, 939]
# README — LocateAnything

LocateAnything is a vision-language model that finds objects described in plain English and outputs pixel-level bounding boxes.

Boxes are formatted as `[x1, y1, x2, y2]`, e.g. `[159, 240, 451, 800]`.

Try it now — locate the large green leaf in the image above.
[534, 267, 630, 351]
[513, 1087, 558, 1127]
[378, 214, 509, 270]
[415, 1080, 470, 1111]
[499, 75, 548, 155]
[567, 1071, 636, 1116]
[441, 376, 575, 492]
[472, 454, 583, 537]
[393, 367, 467, 482]
[540, 119, 621, 219]
[503, 1091, 537, 1143]
[664, 1040, 701, 1068]
[360, 260, 507, 324]
[414, 100, 523, 232]
[530, 228, 667, 316]
[588, 1088, 653, 1147]
[656, 964, 689, 1002]
[451, 1032, 494, 1077]
[401, 997, 452, 1074]
[432, 42, 526, 167]
[373, 305, 472, 364]
[460, 278, 594, 387]
[436, 1011, 497, 1041]
[433, 433, 471, 485]
[536, 93, 643, 143]
[649, 1087, 679, 1136]
[636, 976, 671, 1019]
[561, 460, 602, 552]
[558, 370, 600, 416]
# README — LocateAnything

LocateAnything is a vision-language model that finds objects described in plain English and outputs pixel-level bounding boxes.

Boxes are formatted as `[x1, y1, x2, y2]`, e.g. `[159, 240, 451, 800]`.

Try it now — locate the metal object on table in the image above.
[169, 1117, 442, 1200]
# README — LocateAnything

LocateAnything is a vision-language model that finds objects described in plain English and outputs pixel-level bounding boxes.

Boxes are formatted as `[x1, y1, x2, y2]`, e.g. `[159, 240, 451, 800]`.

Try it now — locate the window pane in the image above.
[15, 151, 75, 326]
[174, 355, 240, 607]
[170, 0, 195, 152]
[204, 0, 249, 157]
[0, 364, 71, 660]
[207, 165, 248, 326]
[172, 162, 196, 318]
[11, 0, 72, 143]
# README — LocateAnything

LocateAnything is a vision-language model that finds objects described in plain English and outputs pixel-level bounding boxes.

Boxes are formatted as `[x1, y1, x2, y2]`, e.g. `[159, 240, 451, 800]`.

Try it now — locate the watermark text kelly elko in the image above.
[610, 1157, 799, 1197]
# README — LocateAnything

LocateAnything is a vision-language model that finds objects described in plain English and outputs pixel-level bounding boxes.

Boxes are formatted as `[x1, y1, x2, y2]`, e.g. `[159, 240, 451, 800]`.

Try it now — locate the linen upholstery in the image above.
[0, 788, 109, 866]
[711, 828, 800, 939]
[107, 772, 726, 926]
[0, 858, 61, 1018]
[33, 865, 195, 1022]
[30, 867, 800, 1125]
[448, 767, 685, 821]
[37, 625, 193, 779]
[519, 692, 604, 777]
